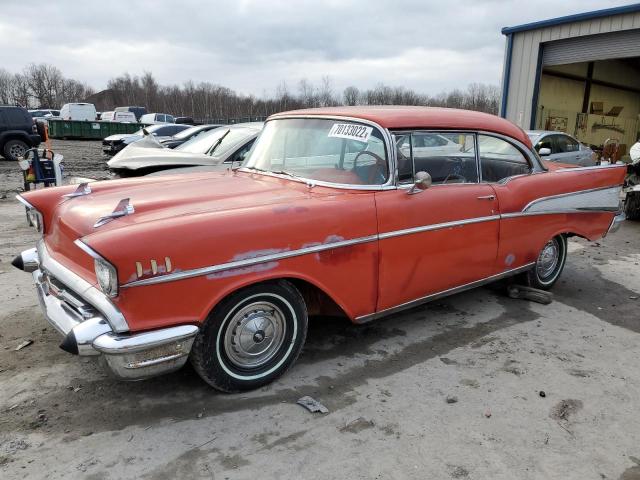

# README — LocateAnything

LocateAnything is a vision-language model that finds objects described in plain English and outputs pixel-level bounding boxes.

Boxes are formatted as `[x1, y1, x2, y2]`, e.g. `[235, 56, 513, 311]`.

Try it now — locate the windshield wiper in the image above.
[270, 169, 303, 180]
[244, 167, 312, 184]
[209, 129, 230, 155]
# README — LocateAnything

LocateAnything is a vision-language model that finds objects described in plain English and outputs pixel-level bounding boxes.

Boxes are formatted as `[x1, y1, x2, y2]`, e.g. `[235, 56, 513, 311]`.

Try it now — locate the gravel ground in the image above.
[0, 141, 640, 479]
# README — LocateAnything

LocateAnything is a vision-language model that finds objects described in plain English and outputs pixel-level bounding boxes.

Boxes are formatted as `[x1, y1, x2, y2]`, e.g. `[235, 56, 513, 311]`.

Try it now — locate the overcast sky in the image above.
[0, 0, 631, 97]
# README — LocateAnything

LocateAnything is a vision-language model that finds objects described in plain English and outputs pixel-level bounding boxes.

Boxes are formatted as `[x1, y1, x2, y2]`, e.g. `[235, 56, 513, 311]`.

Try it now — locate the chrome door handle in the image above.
[477, 195, 495, 200]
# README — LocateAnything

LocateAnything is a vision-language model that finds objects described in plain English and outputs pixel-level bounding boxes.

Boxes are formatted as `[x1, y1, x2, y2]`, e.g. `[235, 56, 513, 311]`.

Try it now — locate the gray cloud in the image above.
[0, 0, 630, 96]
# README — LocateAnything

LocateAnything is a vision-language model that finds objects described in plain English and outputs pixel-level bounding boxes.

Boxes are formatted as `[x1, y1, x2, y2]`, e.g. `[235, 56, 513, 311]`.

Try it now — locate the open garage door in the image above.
[543, 28, 640, 66]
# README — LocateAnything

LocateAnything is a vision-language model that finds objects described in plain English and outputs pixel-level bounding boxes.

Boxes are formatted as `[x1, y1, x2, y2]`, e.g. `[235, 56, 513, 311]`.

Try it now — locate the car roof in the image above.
[270, 106, 530, 147]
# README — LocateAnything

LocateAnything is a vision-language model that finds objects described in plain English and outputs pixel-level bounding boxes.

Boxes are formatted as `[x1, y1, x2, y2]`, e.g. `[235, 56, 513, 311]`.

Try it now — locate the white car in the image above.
[107, 123, 262, 176]
[527, 130, 595, 166]
[102, 124, 191, 155]
[398, 132, 464, 157]
[140, 113, 175, 124]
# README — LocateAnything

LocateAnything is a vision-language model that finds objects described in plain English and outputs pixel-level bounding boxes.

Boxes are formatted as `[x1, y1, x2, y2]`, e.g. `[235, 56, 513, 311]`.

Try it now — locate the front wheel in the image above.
[191, 280, 308, 392]
[525, 234, 568, 290]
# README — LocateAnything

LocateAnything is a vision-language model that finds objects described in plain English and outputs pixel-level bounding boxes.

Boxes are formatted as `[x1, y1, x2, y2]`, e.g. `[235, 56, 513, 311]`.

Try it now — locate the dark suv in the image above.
[0, 106, 41, 161]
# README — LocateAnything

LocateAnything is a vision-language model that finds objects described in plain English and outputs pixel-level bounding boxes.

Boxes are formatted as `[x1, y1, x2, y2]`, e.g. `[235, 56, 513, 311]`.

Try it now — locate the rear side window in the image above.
[478, 135, 531, 183]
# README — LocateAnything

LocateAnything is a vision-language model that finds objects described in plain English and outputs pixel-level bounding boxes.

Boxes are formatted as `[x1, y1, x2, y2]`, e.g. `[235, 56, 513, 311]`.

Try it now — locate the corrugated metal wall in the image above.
[502, 11, 640, 128]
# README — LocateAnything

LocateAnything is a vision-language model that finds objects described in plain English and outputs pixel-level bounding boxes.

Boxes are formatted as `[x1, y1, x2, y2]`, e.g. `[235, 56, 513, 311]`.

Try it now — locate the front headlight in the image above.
[95, 258, 118, 297]
[27, 208, 43, 233]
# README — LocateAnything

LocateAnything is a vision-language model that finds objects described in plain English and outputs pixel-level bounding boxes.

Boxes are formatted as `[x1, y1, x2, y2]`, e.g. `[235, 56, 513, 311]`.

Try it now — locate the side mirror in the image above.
[408, 171, 432, 195]
[539, 147, 551, 156]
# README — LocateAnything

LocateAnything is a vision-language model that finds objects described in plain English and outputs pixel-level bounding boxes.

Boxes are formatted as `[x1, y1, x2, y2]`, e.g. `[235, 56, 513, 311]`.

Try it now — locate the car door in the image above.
[476, 134, 544, 272]
[375, 131, 500, 311]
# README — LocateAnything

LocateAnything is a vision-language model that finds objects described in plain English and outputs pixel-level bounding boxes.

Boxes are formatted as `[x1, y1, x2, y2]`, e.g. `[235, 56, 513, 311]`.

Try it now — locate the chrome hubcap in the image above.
[224, 301, 286, 369]
[537, 238, 560, 279]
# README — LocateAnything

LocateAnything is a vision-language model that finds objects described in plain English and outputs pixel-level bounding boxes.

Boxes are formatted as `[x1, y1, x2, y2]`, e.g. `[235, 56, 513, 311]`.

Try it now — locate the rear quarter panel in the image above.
[493, 165, 625, 270]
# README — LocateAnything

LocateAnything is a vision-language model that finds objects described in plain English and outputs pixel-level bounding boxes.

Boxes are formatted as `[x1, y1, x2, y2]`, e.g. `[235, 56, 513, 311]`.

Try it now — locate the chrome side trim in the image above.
[36, 241, 129, 333]
[378, 215, 500, 240]
[354, 263, 535, 324]
[555, 164, 626, 172]
[522, 186, 621, 213]
[74, 239, 104, 260]
[501, 209, 618, 219]
[15, 194, 34, 209]
[123, 234, 379, 287]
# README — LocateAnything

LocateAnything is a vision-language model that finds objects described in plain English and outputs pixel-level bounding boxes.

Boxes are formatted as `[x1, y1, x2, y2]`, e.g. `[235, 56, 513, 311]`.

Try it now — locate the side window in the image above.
[557, 135, 579, 153]
[397, 132, 478, 185]
[478, 135, 531, 183]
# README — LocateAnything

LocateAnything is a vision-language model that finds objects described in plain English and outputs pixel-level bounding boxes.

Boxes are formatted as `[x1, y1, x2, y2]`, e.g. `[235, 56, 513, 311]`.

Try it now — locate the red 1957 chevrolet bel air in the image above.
[13, 106, 626, 392]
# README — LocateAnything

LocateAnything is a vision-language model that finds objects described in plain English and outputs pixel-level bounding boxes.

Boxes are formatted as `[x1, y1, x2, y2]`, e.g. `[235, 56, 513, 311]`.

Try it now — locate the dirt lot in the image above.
[1, 141, 640, 479]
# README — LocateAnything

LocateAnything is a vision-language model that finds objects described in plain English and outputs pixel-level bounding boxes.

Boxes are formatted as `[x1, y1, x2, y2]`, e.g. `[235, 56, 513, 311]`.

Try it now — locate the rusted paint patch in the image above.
[232, 248, 289, 262]
[206, 261, 279, 280]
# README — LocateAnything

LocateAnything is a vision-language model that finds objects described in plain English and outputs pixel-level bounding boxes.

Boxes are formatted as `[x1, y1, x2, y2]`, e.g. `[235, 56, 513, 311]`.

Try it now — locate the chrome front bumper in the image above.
[19, 244, 199, 380]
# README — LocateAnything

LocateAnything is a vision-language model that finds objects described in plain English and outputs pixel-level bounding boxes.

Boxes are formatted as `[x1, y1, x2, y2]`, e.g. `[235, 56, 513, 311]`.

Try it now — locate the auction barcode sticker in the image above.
[328, 123, 373, 143]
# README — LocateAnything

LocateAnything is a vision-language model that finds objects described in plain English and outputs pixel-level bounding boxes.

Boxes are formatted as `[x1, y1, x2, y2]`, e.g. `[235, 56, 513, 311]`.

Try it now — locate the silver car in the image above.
[107, 123, 262, 176]
[527, 130, 595, 166]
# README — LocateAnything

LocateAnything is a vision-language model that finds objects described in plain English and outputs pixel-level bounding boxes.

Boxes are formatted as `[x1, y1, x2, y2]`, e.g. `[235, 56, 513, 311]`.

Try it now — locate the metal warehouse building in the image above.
[500, 3, 640, 157]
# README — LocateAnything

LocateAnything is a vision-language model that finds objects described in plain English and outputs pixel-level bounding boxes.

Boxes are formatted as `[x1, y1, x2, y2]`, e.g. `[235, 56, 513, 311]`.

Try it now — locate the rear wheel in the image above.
[3, 139, 28, 161]
[525, 234, 567, 290]
[191, 280, 308, 392]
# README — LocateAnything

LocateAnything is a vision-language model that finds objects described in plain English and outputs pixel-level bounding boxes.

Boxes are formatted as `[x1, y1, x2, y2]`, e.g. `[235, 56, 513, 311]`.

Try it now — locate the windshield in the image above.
[243, 118, 388, 185]
[176, 127, 255, 155]
[173, 125, 206, 140]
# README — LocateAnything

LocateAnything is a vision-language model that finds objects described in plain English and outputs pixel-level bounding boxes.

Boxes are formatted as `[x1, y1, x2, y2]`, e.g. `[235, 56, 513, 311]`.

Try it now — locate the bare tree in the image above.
[343, 86, 360, 106]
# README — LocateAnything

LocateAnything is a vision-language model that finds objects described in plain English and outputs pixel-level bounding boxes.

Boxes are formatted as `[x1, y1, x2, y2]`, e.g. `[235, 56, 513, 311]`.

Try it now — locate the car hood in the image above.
[48, 172, 316, 242]
[107, 143, 219, 170]
[104, 133, 137, 142]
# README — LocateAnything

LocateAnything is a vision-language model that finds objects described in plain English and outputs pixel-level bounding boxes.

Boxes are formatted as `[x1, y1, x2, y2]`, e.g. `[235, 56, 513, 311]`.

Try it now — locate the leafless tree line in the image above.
[0, 64, 95, 109]
[0, 64, 500, 120]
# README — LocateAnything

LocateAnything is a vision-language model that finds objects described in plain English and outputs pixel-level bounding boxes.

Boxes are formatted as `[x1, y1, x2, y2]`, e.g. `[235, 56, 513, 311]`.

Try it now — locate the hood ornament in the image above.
[94, 198, 134, 228]
[63, 182, 91, 199]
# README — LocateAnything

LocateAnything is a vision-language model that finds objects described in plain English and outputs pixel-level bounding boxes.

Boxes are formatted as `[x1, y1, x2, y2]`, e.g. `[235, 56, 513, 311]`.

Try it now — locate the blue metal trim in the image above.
[529, 43, 544, 129]
[502, 3, 640, 35]
[500, 33, 513, 118]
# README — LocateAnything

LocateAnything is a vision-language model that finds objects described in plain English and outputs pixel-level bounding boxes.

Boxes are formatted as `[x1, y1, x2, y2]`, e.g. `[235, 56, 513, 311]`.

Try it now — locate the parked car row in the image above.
[108, 123, 261, 176]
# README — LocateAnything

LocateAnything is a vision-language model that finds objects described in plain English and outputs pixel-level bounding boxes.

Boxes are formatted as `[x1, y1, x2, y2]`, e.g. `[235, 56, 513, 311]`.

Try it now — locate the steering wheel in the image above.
[352, 150, 387, 184]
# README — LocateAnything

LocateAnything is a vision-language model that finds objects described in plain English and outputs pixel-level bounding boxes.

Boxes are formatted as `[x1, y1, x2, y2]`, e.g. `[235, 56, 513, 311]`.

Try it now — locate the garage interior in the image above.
[534, 30, 640, 161]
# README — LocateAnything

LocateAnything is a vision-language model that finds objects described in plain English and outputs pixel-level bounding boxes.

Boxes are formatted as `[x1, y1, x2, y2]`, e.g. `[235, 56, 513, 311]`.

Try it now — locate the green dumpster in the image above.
[47, 120, 146, 140]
